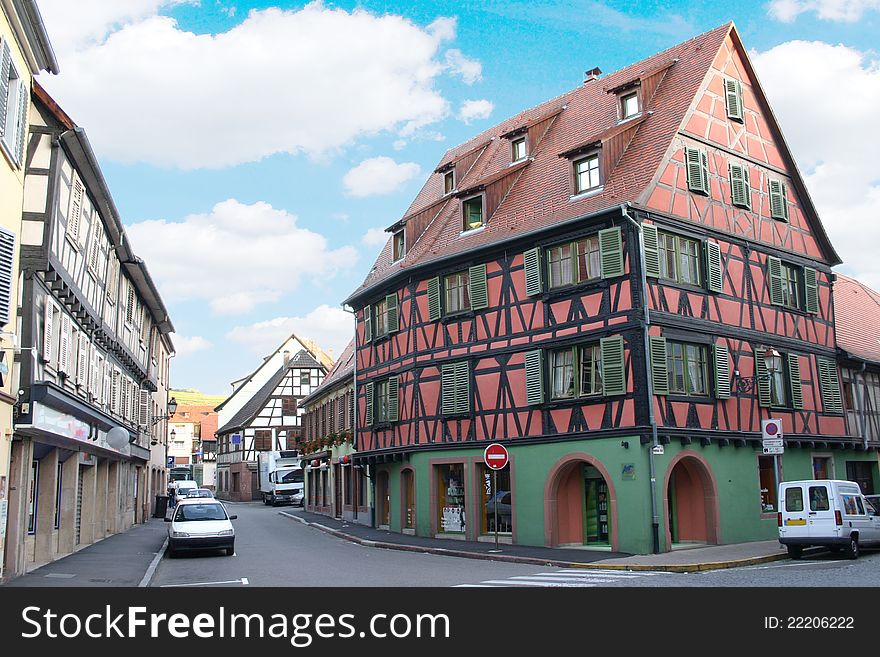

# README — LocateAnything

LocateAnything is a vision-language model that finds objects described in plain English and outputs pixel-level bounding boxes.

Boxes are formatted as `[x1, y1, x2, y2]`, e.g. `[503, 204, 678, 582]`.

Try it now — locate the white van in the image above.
[778, 479, 880, 559]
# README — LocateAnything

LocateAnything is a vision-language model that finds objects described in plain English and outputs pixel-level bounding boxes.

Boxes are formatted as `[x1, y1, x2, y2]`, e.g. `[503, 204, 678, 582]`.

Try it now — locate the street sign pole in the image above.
[493, 468, 499, 551]
[483, 443, 509, 554]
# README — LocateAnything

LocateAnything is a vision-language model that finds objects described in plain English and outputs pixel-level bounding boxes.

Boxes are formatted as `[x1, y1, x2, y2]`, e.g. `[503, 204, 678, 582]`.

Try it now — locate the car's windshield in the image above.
[173, 503, 227, 522]
[280, 469, 304, 484]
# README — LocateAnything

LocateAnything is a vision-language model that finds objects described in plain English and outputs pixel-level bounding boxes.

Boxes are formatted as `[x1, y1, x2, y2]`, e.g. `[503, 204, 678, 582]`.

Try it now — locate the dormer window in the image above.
[573, 154, 601, 194]
[511, 136, 527, 162]
[444, 170, 455, 195]
[462, 195, 484, 232]
[392, 230, 405, 261]
[620, 91, 639, 120]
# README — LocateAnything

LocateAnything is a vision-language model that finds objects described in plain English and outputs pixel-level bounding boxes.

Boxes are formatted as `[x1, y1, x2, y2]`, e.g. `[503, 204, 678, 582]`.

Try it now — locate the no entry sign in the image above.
[484, 443, 509, 470]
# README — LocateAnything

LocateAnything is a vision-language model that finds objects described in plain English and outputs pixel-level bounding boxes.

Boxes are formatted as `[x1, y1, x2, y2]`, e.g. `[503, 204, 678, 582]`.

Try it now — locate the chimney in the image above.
[584, 67, 602, 83]
[283, 350, 290, 366]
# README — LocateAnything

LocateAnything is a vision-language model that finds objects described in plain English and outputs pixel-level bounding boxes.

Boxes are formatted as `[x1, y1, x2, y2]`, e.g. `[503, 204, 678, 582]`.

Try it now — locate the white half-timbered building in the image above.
[4, 83, 174, 579]
[216, 343, 329, 502]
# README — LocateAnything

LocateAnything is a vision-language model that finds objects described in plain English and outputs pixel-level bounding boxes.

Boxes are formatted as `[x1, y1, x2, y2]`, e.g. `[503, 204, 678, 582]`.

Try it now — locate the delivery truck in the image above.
[258, 450, 304, 506]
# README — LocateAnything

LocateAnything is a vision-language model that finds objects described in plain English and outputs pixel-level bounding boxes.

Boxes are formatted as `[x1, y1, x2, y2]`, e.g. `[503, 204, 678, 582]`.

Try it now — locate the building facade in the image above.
[0, 0, 57, 582]
[344, 23, 879, 554]
[3, 83, 174, 579]
[216, 340, 330, 502]
[300, 340, 373, 525]
[168, 403, 218, 488]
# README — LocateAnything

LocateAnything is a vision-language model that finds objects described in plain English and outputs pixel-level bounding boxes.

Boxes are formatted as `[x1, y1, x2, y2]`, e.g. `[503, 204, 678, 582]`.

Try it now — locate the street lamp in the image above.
[150, 396, 178, 445]
[734, 348, 781, 393]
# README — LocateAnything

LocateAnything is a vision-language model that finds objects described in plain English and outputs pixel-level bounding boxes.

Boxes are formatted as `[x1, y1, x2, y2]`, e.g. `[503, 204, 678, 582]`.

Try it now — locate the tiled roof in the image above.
[833, 274, 880, 365]
[216, 363, 290, 435]
[347, 23, 734, 303]
[300, 339, 355, 407]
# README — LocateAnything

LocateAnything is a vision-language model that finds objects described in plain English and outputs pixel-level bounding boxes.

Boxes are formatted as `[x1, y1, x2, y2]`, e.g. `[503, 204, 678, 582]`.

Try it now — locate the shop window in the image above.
[758, 455, 781, 512]
[54, 461, 63, 530]
[437, 463, 466, 534]
[402, 470, 415, 530]
[479, 464, 511, 535]
[584, 466, 610, 545]
[845, 461, 875, 495]
[28, 459, 39, 534]
[377, 471, 390, 527]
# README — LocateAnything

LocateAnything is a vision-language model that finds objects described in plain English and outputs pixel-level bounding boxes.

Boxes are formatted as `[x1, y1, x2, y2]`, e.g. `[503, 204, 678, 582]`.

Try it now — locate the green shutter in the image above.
[649, 336, 668, 396]
[755, 348, 772, 408]
[725, 78, 743, 121]
[714, 342, 731, 399]
[454, 361, 471, 414]
[767, 256, 783, 306]
[817, 357, 843, 414]
[387, 376, 399, 422]
[524, 350, 544, 406]
[469, 264, 488, 310]
[686, 147, 708, 195]
[787, 353, 803, 410]
[705, 240, 723, 293]
[441, 363, 456, 416]
[729, 163, 750, 209]
[804, 267, 819, 314]
[386, 294, 399, 333]
[365, 382, 374, 426]
[427, 277, 441, 321]
[364, 306, 372, 342]
[642, 224, 660, 279]
[523, 248, 543, 296]
[769, 180, 788, 221]
[600, 336, 626, 396]
[599, 227, 624, 279]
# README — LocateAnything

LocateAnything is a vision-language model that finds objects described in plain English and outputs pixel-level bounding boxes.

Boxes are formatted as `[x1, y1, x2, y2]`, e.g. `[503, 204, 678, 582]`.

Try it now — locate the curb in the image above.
[278, 511, 797, 572]
[139, 538, 168, 587]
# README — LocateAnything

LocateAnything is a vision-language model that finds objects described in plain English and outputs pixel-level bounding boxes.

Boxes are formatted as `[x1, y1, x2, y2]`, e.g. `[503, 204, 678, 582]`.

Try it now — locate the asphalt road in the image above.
[150, 501, 880, 588]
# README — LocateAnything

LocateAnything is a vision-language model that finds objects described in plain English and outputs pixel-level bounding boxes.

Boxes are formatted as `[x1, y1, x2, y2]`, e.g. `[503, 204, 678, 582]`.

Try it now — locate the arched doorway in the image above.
[665, 453, 720, 547]
[376, 470, 390, 528]
[545, 454, 616, 550]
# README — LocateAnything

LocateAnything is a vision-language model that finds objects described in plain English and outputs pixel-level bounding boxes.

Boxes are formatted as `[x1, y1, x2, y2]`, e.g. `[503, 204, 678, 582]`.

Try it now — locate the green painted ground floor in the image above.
[365, 438, 880, 554]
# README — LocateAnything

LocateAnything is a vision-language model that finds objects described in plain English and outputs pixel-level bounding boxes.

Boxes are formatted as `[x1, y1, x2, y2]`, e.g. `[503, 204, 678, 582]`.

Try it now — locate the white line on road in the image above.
[551, 570, 648, 578]
[510, 575, 620, 583]
[161, 577, 249, 587]
[140, 538, 168, 588]
[556, 569, 672, 575]
[734, 560, 844, 572]
[473, 580, 596, 587]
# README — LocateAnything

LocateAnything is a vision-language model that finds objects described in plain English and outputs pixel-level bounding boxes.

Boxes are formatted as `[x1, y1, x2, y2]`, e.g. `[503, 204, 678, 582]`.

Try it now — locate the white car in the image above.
[165, 497, 237, 557]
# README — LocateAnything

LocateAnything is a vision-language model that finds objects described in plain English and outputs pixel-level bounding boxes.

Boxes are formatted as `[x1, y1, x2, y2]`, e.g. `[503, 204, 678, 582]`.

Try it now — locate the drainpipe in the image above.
[619, 203, 661, 554]
[341, 303, 360, 522]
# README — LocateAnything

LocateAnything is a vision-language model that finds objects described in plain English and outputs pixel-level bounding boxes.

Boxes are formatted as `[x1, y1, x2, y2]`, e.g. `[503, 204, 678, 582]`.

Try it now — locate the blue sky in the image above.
[34, 1, 880, 395]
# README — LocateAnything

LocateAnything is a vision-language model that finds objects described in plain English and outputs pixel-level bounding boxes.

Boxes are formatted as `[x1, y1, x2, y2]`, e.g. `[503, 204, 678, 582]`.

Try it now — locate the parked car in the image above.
[165, 498, 237, 557]
[182, 488, 214, 499]
[778, 479, 880, 559]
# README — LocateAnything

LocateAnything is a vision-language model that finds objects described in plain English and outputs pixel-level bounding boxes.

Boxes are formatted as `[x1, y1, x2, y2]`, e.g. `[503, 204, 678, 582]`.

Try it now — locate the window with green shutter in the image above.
[714, 343, 731, 399]
[388, 376, 399, 422]
[363, 306, 372, 342]
[658, 231, 702, 286]
[666, 341, 709, 397]
[729, 163, 751, 209]
[649, 336, 668, 396]
[599, 227, 624, 279]
[817, 357, 843, 414]
[724, 77, 744, 122]
[600, 336, 626, 396]
[365, 381, 374, 426]
[642, 224, 661, 278]
[767, 256, 784, 307]
[547, 236, 601, 289]
[524, 350, 544, 406]
[427, 277, 441, 321]
[441, 361, 470, 416]
[548, 344, 603, 400]
[444, 270, 471, 314]
[469, 264, 488, 310]
[768, 180, 789, 221]
[804, 267, 819, 314]
[685, 146, 709, 195]
[705, 241, 723, 293]
[787, 353, 803, 410]
[385, 294, 399, 333]
[523, 248, 543, 296]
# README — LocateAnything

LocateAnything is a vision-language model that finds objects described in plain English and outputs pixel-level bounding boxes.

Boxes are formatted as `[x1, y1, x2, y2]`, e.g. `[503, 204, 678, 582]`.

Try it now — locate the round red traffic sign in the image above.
[484, 443, 509, 470]
[766, 423, 778, 436]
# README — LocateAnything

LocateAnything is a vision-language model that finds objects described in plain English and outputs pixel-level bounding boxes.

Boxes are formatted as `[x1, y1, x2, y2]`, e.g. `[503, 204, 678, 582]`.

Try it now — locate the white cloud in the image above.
[458, 99, 495, 123]
[226, 306, 354, 359]
[752, 41, 880, 288]
[171, 334, 212, 357]
[767, 0, 880, 22]
[343, 156, 422, 197]
[362, 227, 390, 247]
[126, 199, 358, 315]
[445, 49, 482, 84]
[393, 139, 408, 151]
[39, 3, 457, 168]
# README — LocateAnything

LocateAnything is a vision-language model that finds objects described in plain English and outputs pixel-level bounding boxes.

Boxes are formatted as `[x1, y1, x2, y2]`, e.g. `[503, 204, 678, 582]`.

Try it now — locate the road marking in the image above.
[554, 569, 656, 577]
[735, 560, 845, 572]
[160, 577, 249, 587]
[140, 538, 168, 587]
[44, 573, 76, 579]
[471, 579, 595, 587]
[509, 575, 620, 583]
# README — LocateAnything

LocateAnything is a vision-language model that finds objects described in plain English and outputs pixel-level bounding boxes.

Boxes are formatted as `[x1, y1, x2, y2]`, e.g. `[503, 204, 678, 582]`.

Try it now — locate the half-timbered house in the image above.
[4, 82, 174, 579]
[344, 23, 879, 554]
[299, 340, 372, 524]
[216, 340, 329, 502]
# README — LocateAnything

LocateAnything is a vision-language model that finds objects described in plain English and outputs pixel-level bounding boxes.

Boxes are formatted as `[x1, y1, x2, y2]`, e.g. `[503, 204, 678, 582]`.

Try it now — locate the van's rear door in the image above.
[780, 483, 809, 538]
[806, 482, 836, 538]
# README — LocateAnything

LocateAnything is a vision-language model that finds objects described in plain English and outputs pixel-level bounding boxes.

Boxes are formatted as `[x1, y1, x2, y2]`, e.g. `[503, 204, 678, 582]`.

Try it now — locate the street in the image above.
[150, 502, 880, 588]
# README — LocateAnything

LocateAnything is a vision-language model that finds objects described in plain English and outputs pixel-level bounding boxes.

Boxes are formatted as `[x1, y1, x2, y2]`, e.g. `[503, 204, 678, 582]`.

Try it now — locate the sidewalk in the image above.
[2, 518, 168, 587]
[282, 508, 797, 572]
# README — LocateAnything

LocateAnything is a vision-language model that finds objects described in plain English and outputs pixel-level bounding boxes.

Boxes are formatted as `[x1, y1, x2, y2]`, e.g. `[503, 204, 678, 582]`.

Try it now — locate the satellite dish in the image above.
[107, 426, 130, 450]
